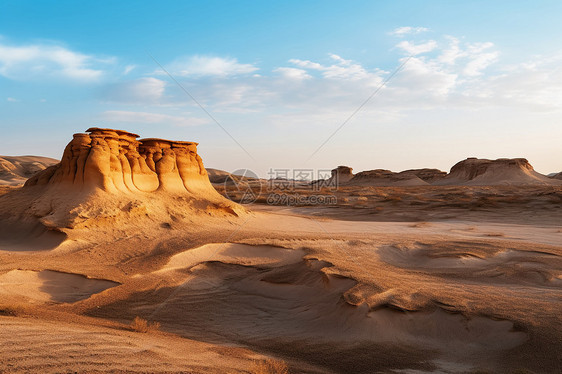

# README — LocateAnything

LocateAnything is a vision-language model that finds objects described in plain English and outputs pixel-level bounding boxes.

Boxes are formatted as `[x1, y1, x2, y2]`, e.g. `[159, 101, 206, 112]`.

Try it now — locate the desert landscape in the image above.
[2, 2, 562, 373]
[0, 127, 560, 374]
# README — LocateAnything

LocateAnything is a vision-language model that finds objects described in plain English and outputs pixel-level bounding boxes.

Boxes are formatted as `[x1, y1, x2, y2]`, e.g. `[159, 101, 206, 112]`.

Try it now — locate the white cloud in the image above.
[465, 55, 562, 109]
[438, 36, 465, 64]
[462, 43, 499, 76]
[274, 67, 311, 80]
[6, 97, 18, 102]
[390, 26, 429, 36]
[287, 54, 380, 81]
[164, 55, 258, 77]
[0, 41, 110, 81]
[123, 65, 136, 74]
[102, 110, 208, 127]
[93, 31, 560, 128]
[393, 56, 458, 96]
[102, 77, 166, 104]
[396, 40, 438, 55]
[463, 51, 499, 76]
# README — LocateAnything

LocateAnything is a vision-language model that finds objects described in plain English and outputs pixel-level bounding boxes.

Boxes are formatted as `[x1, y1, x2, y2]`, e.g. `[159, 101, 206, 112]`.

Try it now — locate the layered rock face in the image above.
[313, 166, 354, 188]
[26, 128, 211, 194]
[331, 166, 354, 184]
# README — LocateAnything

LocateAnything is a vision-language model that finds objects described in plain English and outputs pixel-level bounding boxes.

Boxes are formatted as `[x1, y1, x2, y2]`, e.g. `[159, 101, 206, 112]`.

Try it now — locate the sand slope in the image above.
[0, 316, 276, 374]
[0, 156, 58, 186]
[0, 270, 119, 303]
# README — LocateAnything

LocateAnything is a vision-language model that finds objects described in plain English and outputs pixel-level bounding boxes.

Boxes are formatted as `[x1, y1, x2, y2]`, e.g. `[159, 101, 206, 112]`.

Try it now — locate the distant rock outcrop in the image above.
[316, 158, 559, 187]
[0, 156, 58, 186]
[435, 158, 560, 186]
[314, 166, 448, 187]
[332, 166, 354, 184]
[402, 168, 447, 183]
[349, 169, 429, 186]
[206, 168, 233, 184]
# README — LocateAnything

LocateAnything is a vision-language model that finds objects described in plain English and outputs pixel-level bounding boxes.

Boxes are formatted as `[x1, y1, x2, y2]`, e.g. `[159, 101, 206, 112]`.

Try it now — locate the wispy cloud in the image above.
[396, 40, 438, 55]
[463, 43, 499, 76]
[98, 30, 561, 132]
[0, 40, 112, 81]
[162, 55, 258, 77]
[274, 67, 311, 80]
[123, 64, 136, 75]
[390, 26, 429, 36]
[288, 54, 381, 81]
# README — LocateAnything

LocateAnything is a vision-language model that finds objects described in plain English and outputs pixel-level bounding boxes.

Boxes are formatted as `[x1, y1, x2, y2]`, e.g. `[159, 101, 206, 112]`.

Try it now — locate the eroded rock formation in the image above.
[349, 169, 429, 186]
[0, 128, 244, 236]
[402, 168, 447, 183]
[26, 128, 211, 194]
[435, 158, 560, 186]
[332, 166, 354, 183]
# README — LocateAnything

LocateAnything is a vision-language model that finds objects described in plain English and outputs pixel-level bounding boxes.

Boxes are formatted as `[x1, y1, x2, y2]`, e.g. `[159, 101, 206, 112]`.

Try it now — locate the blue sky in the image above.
[1, 0, 561, 176]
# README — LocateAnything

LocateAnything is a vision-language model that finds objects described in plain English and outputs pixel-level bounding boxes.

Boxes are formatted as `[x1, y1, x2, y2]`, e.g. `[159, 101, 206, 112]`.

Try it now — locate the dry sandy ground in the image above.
[0, 185, 561, 373]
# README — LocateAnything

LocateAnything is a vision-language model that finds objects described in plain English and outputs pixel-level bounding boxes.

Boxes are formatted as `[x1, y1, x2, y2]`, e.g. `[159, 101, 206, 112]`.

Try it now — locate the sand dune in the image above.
[1, 205, 560, 372]
[0, 269, 119, 303]
[0, 316, 275, 374]
[0, 155, 58, 186]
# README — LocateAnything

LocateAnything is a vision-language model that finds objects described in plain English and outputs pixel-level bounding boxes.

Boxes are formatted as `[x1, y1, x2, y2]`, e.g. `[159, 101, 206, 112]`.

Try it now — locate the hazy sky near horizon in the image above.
[1, 0, 561, 176]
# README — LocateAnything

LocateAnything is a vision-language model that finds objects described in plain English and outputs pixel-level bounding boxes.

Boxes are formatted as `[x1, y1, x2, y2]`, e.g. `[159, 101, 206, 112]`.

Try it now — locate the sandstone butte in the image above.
[0, 128, 245, 242]
[26, 127, 212, 194]
[434, 157, 561, 186]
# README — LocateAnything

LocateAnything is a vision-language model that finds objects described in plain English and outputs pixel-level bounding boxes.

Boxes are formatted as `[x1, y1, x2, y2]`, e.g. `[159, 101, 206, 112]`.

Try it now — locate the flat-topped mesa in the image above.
[448, 158, 534, 181]
[25, 128, 213, 194]
[434, 157, 560, 186]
